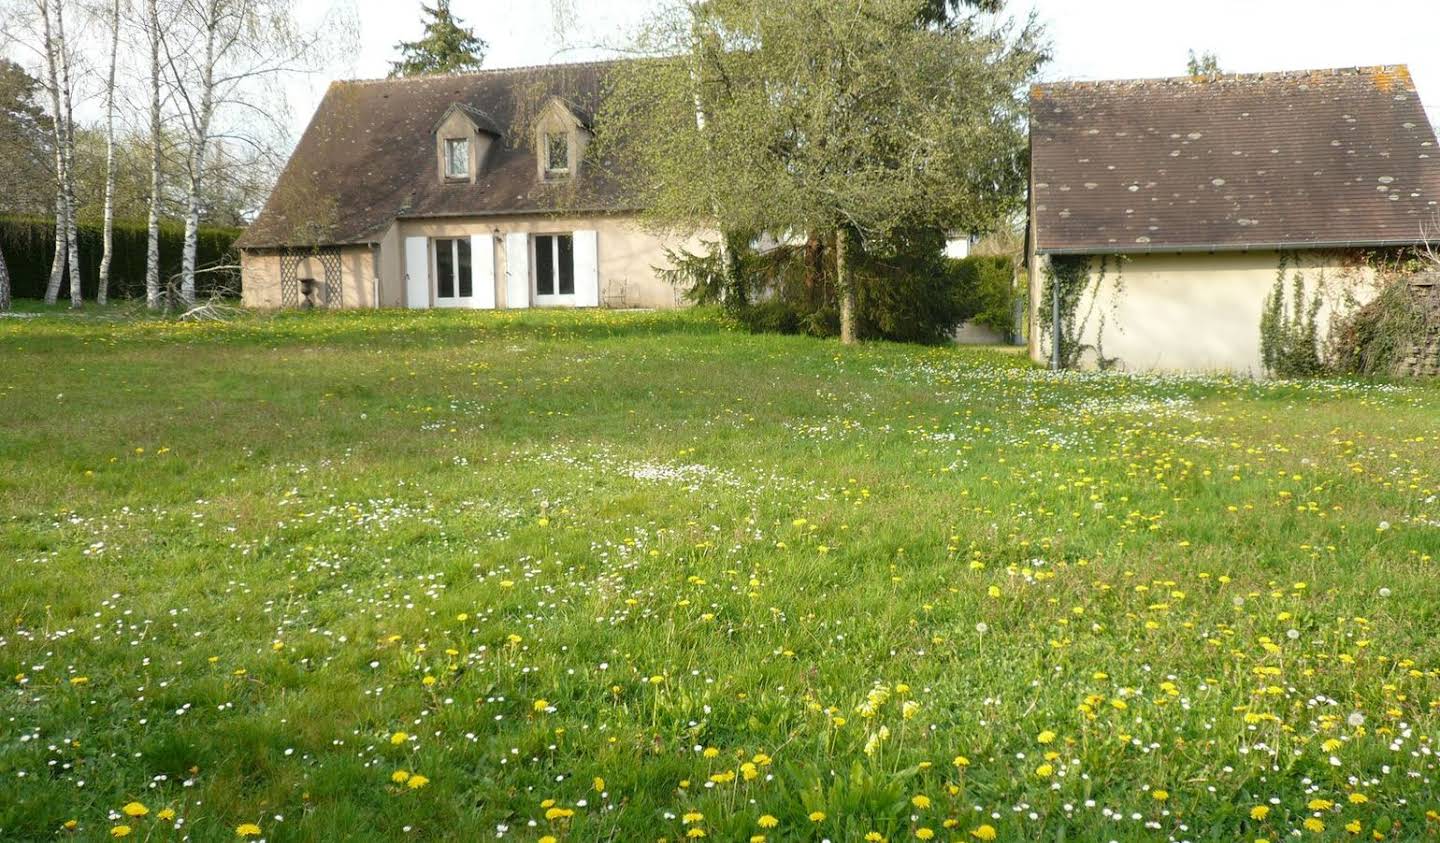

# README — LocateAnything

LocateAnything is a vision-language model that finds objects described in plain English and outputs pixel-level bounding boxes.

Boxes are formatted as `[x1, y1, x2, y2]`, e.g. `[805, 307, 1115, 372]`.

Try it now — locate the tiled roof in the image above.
[236, 60, 630, 249]
[1030, 66, 1440, 254]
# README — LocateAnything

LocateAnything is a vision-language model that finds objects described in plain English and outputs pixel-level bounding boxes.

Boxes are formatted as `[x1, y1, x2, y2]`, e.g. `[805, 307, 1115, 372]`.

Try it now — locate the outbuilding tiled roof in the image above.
[236, 60, 630, 249]
[1030, 66, 1440, 255]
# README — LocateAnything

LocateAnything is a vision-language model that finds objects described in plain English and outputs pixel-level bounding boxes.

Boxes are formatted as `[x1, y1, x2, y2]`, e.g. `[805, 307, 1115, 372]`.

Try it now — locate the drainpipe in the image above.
[1051, 276, 1061, 371]
[370, 242, 381, 308]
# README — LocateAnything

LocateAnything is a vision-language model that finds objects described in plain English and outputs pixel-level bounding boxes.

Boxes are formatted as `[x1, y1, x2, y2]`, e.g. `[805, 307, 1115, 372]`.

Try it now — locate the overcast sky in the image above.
[281, 0, 1440, 140]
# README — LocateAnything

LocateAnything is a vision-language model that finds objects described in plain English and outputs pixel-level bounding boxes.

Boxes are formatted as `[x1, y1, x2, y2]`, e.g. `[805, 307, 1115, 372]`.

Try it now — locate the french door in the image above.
[533, 234, 575, 306]
[434, 238, 474, 308]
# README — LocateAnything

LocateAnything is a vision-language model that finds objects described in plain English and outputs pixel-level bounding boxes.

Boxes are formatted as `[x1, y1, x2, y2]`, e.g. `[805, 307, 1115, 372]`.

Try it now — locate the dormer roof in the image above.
[433, 102, 503, 137]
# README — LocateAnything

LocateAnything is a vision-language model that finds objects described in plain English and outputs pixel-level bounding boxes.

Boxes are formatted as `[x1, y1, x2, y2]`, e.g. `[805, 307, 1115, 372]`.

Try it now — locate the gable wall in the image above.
[1028, 249, 1380, 374]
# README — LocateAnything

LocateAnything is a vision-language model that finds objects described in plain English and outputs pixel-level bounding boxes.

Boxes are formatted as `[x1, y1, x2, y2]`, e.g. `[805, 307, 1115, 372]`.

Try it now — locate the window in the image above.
[545, 132, 570, 177]
[444, 138, 469, 179]
[435, 238, 472, 301]
[534, 234, 574, 300]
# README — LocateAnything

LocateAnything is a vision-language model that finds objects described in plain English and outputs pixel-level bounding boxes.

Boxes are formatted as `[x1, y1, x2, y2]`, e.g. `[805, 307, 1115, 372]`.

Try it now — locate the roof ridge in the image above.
[333, 57, 626, 88]
[1032, 64, 1413, 93]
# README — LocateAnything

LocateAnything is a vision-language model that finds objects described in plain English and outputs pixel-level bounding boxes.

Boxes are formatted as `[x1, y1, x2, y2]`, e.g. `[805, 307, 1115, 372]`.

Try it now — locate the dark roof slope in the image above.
[237, 60, 630, 249]
[1031, 66, 1440, 255]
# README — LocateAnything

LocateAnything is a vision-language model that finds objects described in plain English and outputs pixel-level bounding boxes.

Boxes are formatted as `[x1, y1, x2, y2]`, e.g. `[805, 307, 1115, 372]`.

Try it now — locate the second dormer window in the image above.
[545, 132, 570, 177]
[445, 138, 469, 179]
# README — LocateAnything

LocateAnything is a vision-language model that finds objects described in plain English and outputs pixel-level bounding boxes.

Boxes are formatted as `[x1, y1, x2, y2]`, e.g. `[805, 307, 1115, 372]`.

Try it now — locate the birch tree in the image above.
[143, 0, 163, 308]
[95, 0, 121, 304]
[164, 0, 345, 305]
[37, 0, 78, 306]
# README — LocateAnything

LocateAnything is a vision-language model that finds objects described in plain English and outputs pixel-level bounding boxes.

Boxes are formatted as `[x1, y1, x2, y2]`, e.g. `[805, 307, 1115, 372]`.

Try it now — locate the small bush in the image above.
[663, 227, 1013, 345]
[1331, 275, 1438, 376]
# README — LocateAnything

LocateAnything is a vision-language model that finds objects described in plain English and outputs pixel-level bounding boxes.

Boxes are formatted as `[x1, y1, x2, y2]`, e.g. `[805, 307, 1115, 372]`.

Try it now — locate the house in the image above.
[1027, 66, 1440, 372]
[236, 60, 707, 310]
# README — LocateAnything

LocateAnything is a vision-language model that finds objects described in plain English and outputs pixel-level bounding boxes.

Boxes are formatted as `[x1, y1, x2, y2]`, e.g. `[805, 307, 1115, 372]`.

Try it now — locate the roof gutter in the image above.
[1037, 237, 1426, 256]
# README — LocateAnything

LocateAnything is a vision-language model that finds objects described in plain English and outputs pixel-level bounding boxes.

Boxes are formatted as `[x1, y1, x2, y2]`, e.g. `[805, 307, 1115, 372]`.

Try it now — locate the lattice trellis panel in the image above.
[278, 247, 342, 309]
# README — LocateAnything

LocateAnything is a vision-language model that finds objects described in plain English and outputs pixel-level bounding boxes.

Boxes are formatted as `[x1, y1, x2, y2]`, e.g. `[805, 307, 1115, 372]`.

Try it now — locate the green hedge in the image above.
[0, 215, 242, 301]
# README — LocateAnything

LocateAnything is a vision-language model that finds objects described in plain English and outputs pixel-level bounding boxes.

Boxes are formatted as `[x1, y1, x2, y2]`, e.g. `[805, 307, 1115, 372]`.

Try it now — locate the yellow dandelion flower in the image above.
[1348, 793, 1368, 804]
[235, 824, 262, 838]
[809, 811, 826, 822]
[1345, 821, 1362, 834]
[406, 774, 429, 789]
[865, 834, 887, 843]
[539, 837, 558, 843]
[916, 829, 935, 840]
[1303, 818, 1325, 833]
[758, 814, 779, 828]
[912, 794, 931, 809]
[682, 811, 704, 824]
[157, 809, 175, 822]
[121, 803, 148, 818]
[1307, 799, 1334, 811]
[1250, 805, 1270, 820]
[686, 829, 706, 839]
[1152, 790, 1168, 801]
[971, 825, 997, 841]
[110, 826, 132, 838]
[1037, 730, 1056, 744]
[391, 770, 410, 784]
[953, 755, 970, 767]
[390, 731, 408, 746]
[533, 699, 550, 712]
[593, 777, 605, 791]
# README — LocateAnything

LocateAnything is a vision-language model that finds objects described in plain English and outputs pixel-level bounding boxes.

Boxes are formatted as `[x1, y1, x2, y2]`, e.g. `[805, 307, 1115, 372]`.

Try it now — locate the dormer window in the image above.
[545, 132, 570, 178]
[444, 138, 470, 179]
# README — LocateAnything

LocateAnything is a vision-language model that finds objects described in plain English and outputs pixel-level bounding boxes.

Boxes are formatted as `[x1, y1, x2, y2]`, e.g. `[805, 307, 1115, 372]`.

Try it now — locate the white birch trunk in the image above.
[144, 0, 163, 309]
[40, 0, 68, 306]
[54, 0, 82, 308]
[0, 241, 11, 312]
[179, 1, 219, 307]
[97, 0, 121, 305]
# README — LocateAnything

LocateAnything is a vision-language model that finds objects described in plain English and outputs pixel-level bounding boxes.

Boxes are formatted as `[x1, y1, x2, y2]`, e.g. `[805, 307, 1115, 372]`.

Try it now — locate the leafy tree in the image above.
[1187, 49, 1222, 77]
[599, 0, 1044, 343]
[389, 0, 487, 78]
[0, 59, 51, 217]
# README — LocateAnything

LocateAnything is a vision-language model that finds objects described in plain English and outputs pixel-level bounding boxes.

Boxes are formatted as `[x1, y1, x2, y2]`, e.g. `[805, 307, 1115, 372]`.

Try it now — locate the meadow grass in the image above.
[1, 305, 1438, 842]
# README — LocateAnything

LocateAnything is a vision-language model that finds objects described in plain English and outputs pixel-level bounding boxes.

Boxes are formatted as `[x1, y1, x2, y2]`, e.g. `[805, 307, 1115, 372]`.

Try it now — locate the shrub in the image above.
[1331, 274, 1438, 376]
[951, 255, 1015, 338]
[662, 227, 1014, 345]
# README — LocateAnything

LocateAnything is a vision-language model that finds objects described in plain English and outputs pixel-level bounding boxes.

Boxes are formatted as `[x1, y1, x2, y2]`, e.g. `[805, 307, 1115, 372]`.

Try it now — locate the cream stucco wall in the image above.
[241, 246, 377, 309]
[1028, 250, 1378, 374]
[241, 213, 711, 312]
[392, 213, 710, 310]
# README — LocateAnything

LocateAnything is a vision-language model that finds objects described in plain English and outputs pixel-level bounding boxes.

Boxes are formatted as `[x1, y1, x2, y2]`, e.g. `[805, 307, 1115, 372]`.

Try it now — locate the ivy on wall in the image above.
[1039, 254, 1123, 369]
[1259, 252, 1324, 377]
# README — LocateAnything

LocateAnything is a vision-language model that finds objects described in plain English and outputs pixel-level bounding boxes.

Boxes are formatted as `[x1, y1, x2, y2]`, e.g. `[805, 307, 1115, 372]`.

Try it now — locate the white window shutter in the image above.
[505, 232, 530, 309]
[472, 234, 496, 309]
[404, 236, 430, 309]
[574, 229, 599, 307]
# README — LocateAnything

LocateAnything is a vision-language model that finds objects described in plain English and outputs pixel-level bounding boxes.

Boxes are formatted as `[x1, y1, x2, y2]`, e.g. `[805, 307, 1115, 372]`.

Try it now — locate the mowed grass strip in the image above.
[1, 305, 1438, 842]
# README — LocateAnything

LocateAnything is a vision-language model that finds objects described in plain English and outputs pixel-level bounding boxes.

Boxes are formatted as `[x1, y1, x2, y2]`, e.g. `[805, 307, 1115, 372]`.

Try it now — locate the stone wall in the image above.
[1397, 273, 1440, 377]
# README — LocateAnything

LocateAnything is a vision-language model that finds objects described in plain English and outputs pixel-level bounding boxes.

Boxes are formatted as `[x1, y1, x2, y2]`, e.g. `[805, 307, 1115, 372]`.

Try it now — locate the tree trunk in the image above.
[46, 186, 66, 304]
[179, 3, 219, 307]
[144, 0, 163, 309]
[54, 0, 82, 308]
[804, 232, 825, 309]
[40, 0, 67, 306]
[0, 241, 11, 312]
[97, 0, 121, 305]
[836, 228, 856, 344]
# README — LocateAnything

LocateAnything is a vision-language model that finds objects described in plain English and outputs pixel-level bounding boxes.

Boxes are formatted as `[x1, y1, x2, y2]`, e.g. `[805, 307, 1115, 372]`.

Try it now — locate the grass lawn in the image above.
[2, 305, 1438, 842]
